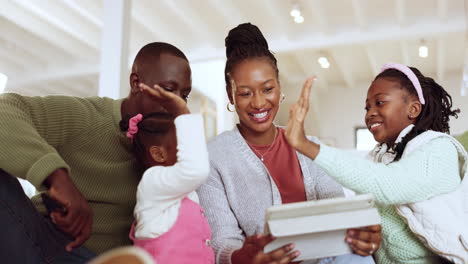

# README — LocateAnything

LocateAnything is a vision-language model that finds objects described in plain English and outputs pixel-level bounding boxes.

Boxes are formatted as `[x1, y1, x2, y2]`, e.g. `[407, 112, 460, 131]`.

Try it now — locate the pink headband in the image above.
[380, 63, 425, 105]
[126, 114, 143, 140]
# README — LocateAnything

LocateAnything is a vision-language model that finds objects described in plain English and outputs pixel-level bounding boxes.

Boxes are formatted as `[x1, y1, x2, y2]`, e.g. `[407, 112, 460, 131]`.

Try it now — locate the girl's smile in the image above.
[365, 78, 420, 146]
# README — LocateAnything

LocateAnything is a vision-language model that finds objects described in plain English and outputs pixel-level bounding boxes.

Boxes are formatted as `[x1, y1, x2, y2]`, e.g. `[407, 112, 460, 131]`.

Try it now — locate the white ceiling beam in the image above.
[1, 0, 97, 58]
[291, 53, 329, 92]
[191, 18, 464, 62]
[0, 46, 43, 71]
[12, 0, 100, 51]
[258, 0, 289, 35]
[437, 38, 445, 83]
[131, 0, 178, 43]
[8, 64, 99, 89]
[0, 57, 25, 77]
[61, 0, 103, 28]
[303, 0, 328, 34]
[437, 0, 448, 22]
[162, 1, 218, 45]
[0, 19, 71, 63]
[12, 18, 464, 87]
[329, 51, 354, 89]
[351, 0, 367, 30]
[395, 0, 406, 27]
[14, 0, 100, 50]
[205, 0, 247, 27]
[400, 40, 410, 66]
[364, 45, 379, 76]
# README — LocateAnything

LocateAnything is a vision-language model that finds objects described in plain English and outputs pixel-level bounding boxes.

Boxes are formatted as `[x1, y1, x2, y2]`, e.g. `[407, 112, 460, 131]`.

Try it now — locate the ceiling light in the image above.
[290, 4, 301, 17]
[0, 73, 7, 93]
[294, 15, 304, 24]
[318, 56, 330, 68]
[419, 40, 428, 58]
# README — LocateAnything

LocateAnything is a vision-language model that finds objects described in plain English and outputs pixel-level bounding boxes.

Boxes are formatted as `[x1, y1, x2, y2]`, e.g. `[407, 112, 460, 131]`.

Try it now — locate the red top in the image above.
[248, 127, 306, 204]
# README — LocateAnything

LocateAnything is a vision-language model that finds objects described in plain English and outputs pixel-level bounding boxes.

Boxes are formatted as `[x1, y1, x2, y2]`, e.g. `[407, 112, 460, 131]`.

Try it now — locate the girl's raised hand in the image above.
[285, 76, 316, 152]
[139, 83, 190, 117]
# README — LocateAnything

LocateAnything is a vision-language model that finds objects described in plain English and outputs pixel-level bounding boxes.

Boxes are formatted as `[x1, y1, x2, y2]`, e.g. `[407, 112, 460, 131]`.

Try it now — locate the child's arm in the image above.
[0, 94, 95, 188]
[285, 77, 460, 205]
[140, 114, 210, 201]
[314, 138, 460, 205]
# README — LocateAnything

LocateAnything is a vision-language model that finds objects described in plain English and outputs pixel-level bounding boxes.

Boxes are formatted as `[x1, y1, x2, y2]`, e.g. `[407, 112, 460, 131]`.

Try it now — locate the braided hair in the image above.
[224, 23, 279, 100]
[120, 112, 175, 166]
[375, 67, 460, 161]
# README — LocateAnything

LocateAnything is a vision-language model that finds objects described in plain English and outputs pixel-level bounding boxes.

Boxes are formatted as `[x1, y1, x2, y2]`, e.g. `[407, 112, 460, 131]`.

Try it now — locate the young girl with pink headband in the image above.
[120, 84, 214, 264]
[285, 63, 467, 264]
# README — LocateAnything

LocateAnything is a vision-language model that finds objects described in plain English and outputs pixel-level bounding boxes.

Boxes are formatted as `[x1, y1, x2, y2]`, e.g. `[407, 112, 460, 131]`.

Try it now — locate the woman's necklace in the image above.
[247, 128, 278, 162]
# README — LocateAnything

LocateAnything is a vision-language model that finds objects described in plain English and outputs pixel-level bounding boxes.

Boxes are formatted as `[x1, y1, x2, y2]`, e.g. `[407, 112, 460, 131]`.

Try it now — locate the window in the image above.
[355, 127, 377, 151]
[0, 73, 7, 93]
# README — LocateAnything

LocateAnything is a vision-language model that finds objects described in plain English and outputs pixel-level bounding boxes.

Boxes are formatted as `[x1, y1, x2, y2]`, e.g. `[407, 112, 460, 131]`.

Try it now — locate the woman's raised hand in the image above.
[139, 83, 190, 117]
[232, 234, 300, 264]
[285, 76, 316, 153]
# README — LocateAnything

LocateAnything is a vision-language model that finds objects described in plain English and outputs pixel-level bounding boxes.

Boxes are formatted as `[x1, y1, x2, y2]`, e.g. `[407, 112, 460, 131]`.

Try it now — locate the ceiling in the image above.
[1, 0, 467, 99]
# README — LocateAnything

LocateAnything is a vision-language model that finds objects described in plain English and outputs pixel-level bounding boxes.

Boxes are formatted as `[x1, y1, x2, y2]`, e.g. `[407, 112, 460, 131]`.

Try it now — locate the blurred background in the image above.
[1, 0, 467, 151]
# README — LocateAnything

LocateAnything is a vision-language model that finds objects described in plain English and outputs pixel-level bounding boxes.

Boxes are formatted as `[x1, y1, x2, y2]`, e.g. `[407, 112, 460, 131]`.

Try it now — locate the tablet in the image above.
[263, 194, 380, 261]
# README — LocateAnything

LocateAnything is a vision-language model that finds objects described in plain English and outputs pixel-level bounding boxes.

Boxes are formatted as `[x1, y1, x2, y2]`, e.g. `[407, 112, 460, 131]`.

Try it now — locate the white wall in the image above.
[191, 59, 236, 134]
[277, 72, 468, 148]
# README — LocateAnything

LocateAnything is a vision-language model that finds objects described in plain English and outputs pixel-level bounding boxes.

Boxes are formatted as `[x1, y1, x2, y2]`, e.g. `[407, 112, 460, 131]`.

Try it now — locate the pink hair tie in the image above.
[380, 63, 425, 105]
[126, 114, 143, 140]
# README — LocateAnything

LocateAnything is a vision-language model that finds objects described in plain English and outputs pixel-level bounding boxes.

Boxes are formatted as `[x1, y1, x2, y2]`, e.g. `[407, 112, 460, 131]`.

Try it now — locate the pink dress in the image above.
[130, 197, 215, 264]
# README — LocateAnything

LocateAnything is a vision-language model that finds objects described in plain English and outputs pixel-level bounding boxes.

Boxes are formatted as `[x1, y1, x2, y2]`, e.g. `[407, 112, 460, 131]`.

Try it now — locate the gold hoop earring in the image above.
[280, 93, 286, 103]
[227, 103, 235, 112]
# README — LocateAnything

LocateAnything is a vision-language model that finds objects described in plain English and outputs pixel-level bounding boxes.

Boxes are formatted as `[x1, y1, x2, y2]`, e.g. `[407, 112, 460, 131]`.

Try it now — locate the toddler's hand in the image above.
[139, 83, 190, 117]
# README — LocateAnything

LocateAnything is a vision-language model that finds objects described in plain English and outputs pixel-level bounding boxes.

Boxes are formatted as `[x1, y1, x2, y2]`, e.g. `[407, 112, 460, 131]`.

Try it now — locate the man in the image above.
[0, 42, 192, 263]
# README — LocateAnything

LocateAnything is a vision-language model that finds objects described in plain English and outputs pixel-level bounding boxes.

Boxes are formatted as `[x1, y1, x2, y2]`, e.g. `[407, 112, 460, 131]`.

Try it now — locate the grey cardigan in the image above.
[197, 126, 344, 264]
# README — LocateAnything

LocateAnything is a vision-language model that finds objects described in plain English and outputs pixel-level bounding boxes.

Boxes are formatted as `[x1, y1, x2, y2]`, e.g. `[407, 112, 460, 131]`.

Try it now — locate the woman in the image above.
[197, 23, 381, 264]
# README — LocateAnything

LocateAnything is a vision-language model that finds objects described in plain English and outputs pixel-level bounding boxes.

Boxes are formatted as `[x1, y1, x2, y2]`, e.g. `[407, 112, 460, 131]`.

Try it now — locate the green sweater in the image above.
[0, 93, 141, 254]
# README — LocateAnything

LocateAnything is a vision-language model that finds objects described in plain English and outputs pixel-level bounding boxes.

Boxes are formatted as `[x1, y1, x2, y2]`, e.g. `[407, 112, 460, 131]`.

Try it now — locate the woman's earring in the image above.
[280, 93, 286, 103]
[226, 103, 235, 112]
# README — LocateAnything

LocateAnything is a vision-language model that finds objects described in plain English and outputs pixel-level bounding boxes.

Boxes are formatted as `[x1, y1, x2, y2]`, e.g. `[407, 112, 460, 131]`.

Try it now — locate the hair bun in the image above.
[225, 23, 269, 58]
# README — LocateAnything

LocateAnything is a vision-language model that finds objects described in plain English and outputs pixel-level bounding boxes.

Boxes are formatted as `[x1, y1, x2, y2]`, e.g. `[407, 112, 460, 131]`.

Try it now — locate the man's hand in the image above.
[346, 225, 382, 256]
[45, 169, 93, 252]
[232, 234, 300, 264]
[139, 83, 190, 117]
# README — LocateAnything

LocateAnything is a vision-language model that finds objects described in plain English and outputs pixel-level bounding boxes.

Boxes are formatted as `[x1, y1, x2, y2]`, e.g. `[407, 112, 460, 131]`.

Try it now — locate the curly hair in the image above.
[120, 112, 175, 165]
[375, 67, 460, 160]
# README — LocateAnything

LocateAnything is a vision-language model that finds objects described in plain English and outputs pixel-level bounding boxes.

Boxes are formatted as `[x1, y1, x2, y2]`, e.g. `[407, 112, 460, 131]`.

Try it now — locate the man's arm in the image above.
[0, 93, 93, 189]
[0, 93, 95, 250]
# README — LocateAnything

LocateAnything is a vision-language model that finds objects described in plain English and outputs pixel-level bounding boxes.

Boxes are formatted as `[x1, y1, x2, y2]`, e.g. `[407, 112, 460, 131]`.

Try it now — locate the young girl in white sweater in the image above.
[121, 84, 213, 264]
[285, 64, 465, 264]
